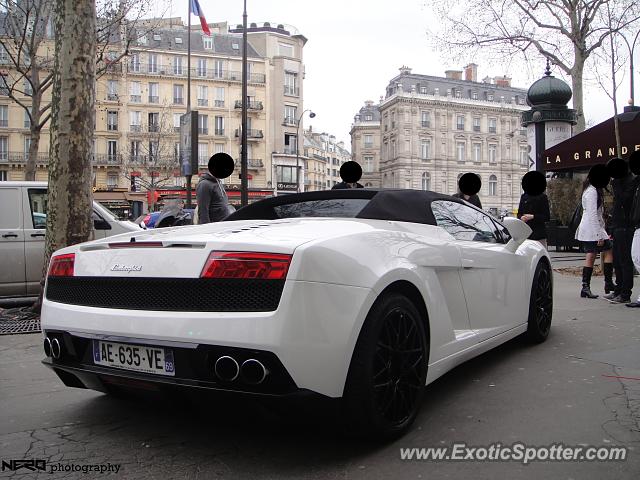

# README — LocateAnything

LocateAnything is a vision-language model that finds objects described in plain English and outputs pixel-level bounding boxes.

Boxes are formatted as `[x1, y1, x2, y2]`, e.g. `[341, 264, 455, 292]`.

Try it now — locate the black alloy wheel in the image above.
[526, 261, 553, 343]
[343, 292, 428, 439]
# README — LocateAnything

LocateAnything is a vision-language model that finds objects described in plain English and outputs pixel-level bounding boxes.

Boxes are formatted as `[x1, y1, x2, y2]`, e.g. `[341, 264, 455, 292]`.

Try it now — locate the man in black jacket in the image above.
[196, 153, 234, 224]
[517, 171, 550, 248]
[607, 158, 637, 303]
[626, 151, 640, 307]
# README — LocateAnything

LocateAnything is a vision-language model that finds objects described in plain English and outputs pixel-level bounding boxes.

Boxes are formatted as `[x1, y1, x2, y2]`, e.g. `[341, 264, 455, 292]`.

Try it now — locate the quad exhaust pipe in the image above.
[214, 356, 268, 385]
[43, 336, 62, 359]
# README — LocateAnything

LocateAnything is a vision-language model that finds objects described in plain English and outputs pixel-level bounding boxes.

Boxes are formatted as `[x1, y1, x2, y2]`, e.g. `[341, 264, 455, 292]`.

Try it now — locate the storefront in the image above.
[93, 189, 147, 219]
[543, 110, 640, 171]
[153, 185, 275, 209]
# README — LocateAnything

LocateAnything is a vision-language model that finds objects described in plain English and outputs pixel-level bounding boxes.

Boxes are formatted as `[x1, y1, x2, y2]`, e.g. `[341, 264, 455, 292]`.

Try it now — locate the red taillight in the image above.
[200, 251, 292, 280]
[48, 253, 75, 277]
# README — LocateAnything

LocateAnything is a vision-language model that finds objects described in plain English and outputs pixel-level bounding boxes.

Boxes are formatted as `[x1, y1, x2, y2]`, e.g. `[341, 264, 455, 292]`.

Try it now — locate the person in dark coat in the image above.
[196, 153, 234, 224]
[452, 173, 482, 209]
[606, 157, 637, 303]
[517, 171, 551, 248]
[332, 161, 364, 189]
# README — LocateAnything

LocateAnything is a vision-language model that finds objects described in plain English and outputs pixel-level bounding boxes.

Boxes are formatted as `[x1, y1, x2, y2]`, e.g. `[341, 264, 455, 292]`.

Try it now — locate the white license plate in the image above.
[92, 340, 175, 376]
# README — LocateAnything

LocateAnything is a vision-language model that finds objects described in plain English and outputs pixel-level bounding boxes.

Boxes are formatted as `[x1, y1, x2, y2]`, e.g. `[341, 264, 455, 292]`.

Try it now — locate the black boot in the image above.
[581, 267, 598, 298]
[603, 263, 616, 294]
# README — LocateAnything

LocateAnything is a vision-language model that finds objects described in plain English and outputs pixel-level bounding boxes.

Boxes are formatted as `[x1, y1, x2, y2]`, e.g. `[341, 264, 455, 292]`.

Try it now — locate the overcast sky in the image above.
[155, 0, 636, 149]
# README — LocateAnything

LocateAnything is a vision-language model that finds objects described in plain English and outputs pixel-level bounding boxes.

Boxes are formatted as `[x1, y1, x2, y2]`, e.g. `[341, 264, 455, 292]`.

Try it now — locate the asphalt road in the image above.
[1, 273, 639, 479]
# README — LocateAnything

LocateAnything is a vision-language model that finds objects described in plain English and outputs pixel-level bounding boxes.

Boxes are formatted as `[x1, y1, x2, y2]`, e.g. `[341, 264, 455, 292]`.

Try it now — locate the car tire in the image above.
[342, 292, 428, 440]
[526, 261, 553, 343]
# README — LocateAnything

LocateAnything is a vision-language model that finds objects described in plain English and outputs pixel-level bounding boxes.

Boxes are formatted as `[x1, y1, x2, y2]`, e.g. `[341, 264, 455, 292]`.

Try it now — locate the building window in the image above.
[520, 146, 528, 166]
[213, 59, 224, 78]
[214, 143, 225, 154]
[197, 85, 208, 106]
[129, 81, 141, 102]
[173, 113, 181, 132]
[284, 133, 297, 154]
[197, 58, 207, 77]
[129, 111, 141, 132]
[489, 144, 497, 164]
[107, 110, 118, 131]
[473, 117, 481, 132]
[284, 72, 298, 96]
[0, 170, 7, 181]
[473, 142, 482, 163]
[472, 91, 478, 100]
[364, 135, 373, 148]
[488, 92, 494, 101]
[198, 114, 208, 135]
[455, 89, 461, 98]
[284, 105, 297, 125]
[488, 117, 497, 133]
[173, 56, 184, 75]
[456, 115, 465, 130]
[420, 86, 428, 94]
[148, 53, 158, 73]
[421, 111, 430, 128]
[422, 172, 431, 191]
[107, 80, 118, 101]
[130, 140, 142, 161]
[129, 53, 140, 72]
[489, 175, 498, 196]
[107, 140, 118, 162]
[278, 43, 294, 57]
[0, 136, 7, 160]
[0, 105, 7, 127]
[365, 114, 373, 121]
[107, 173, 118, 188]
[364, 155, 374, 173]
[148, 82, 159, 103]
[456, 142, 466, 162]
[148, 112, 159, 132]
[173, 84, 184, 104]
[421, 140, 431, 160]
[214, 116, 224, 135]
[23, 110, 31, 128]
[215, 87, 225, 107]
[203, 36, 213, 49]
[198, 143, 208, 165]
[23, 79, 32, 96]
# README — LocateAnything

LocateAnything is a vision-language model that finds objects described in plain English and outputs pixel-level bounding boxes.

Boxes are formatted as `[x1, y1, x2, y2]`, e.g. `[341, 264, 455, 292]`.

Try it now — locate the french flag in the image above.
[191, 0, 211, 36]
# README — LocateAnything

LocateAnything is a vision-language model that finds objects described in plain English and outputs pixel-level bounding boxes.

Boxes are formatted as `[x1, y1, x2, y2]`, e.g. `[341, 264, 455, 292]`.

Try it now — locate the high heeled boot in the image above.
[580, 266, 598, 298]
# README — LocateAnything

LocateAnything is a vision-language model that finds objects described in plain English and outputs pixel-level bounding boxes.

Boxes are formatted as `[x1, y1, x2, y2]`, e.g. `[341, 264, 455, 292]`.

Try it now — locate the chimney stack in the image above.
[495, 75, 511, 87]
[445, 69, 463, 80]
[464, 63, 478, 82]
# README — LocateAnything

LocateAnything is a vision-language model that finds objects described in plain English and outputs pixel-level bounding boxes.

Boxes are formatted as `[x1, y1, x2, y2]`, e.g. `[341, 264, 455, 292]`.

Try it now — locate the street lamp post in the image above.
[295, 109, 315, 193]
[620, 29, 640, 110]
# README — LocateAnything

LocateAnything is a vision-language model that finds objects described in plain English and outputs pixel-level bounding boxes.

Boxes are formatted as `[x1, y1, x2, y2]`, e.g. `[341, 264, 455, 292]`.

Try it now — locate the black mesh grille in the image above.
[45, 277, 285, 312]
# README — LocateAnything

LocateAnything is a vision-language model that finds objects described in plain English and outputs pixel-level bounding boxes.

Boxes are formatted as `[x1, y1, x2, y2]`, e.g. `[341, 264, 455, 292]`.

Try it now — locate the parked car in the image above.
[0, 181, 141, 301]
[41, 189, 552, 439]
[136, 208, 195, 229]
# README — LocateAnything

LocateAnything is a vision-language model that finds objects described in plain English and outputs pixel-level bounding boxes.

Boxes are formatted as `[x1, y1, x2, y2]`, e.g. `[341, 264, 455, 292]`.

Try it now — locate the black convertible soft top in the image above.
[226, 189, 468, 226]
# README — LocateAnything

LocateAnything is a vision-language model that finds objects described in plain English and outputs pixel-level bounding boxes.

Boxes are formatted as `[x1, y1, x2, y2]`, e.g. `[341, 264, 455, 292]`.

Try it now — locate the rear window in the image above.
[273, 199, 370, 218]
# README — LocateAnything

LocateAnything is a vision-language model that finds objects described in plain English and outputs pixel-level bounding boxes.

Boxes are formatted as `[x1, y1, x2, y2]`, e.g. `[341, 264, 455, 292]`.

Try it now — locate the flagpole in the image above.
[240, 0, 248, 207]
[186, 0, 193, 208]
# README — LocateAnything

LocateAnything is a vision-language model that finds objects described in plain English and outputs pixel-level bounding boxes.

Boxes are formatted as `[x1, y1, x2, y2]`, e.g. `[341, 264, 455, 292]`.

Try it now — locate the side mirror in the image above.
[93, 218, 112, 230]
[502, 217, 532, 252]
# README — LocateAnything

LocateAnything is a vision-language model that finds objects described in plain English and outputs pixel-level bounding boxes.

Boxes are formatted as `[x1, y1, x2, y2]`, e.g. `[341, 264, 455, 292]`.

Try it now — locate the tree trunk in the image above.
[24, 73, 43, 180]
[571, 54, 586, 134]
[43, 0, 96, 278]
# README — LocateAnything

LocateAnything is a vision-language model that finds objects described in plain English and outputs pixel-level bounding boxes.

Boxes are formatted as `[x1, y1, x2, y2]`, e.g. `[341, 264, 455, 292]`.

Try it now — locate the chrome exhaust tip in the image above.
[214, 356, 239, 382]
[51, 338, 62, 359]
[240, 359, 269, 385]
[43, 337, 52, 357]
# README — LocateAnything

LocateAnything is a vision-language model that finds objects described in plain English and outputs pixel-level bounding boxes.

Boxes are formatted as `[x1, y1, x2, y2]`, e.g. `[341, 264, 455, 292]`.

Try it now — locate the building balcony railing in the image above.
[148, 96, 159, 103]
[0, 119, 7, 127]
[148, 124, 159, 133]
[234, 158, 264, 168]
[214, 100, 224, 107]
[198, 127, 208, 135]
[130, 125, 142, 132]
[363, 143, 374, 149]
[93, 154, 123, 165]
[130, 95, 141, 103]
[234, 100, 264, 110]
[234, 128, 263, 139]
[197, 99, 208, 106]
[0, 152, 50, 164]
[283, 147, 296, 155]
[214, 128, 225, 136]
[106, 93, 119, 101]
[107, 124, 118, 131]
[473, 126, 481, 132]
[173, 97, 184, 105]
[125, 64, 266, 83]
[421, 121, 430, 128]
[489, 127, 497, 133]
[282, 117, 298, 126]
[284, 85, 299, 96]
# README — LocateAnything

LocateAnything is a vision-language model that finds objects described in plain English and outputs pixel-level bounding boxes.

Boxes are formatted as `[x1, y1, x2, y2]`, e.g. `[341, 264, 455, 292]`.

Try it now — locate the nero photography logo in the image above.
[2, 459, 47, 472]
[110, 264, 143, 273]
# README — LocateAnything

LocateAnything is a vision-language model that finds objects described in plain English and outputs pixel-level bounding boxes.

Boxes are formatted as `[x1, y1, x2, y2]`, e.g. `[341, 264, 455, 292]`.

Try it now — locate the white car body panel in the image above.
[41, 215, 549, 398]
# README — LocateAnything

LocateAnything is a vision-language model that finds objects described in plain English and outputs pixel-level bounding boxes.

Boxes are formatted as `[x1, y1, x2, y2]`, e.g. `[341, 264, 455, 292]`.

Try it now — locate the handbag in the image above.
[568, 202, 582, 232]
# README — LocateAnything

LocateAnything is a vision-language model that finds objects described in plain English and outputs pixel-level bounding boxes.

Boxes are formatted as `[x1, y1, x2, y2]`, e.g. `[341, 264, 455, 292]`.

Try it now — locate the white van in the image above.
[0, 181, 141, 300]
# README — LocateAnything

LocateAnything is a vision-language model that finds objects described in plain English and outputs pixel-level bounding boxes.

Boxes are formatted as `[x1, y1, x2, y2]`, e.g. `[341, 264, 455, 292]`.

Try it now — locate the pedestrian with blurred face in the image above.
[517, 171, 550, 249]
[626, 151, 640, 307]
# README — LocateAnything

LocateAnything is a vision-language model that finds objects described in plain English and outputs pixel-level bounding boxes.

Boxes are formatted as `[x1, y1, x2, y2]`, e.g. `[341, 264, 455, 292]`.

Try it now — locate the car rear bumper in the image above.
[41, 280, 375, 397]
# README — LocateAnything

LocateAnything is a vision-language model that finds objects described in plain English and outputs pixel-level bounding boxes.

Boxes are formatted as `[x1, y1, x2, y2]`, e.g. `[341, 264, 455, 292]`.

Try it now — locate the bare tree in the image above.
[0, 0, 164, 180]
[427, 0, 640, 133]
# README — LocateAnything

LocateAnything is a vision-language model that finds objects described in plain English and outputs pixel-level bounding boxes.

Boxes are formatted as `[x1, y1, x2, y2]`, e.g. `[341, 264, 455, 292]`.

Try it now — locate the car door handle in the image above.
[31, 233, 45, 238]
[2, 233, 18, 238]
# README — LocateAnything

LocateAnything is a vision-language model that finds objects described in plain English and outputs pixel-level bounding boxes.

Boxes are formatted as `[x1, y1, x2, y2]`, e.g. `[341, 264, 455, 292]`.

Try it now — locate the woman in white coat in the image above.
[575, 172, 614, 298]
